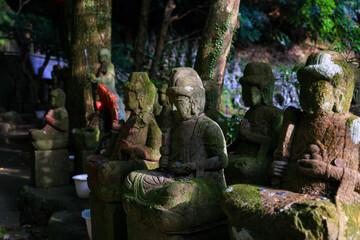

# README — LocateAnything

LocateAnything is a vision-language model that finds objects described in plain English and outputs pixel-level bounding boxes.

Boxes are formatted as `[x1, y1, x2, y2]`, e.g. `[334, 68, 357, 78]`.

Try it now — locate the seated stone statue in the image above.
[221, 51, 360, 239]
[123, 67, 228, 239]
[30, 89, 69, 150]
[87, 72, 162, 203]
[226, 62, 283, 185]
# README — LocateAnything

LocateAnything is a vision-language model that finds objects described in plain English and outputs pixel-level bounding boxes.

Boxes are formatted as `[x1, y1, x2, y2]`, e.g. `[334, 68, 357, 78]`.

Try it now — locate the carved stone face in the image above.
[170, 95, 192, 121]
[124, 89, 140, 113]
[242, 83, 262, 107]
[50, 95, 56, 108]
[300, 80, 335, 114]
[98, 53, 108, 65]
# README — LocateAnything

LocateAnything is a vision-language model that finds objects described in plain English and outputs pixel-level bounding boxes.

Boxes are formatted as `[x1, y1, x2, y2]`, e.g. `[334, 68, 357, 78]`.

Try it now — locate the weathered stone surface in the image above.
[127, 215, 229, 240]
[221, 184, 360, 240]
[47, 211, 89, 240]
[90, 194, 126, 240]
[31, 149, 70, 188]
[19, 185, 89, 227]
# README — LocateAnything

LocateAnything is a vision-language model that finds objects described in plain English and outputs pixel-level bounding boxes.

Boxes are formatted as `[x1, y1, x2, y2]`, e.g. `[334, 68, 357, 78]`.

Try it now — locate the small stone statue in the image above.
[221, 51, 360, 239]
[30, 89, 69, 150]
[88, 48, 127, 153]
[87, 72, 162, 202]
[226, 62, 283, 185]
[123, 67, 228, 238]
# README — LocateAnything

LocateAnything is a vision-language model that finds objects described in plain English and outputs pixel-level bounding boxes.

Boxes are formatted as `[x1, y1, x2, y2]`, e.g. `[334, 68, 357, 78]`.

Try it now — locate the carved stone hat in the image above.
[167, 67, 205, 98]
[239, 62, 275, 88]
[297, 51, 354, 88]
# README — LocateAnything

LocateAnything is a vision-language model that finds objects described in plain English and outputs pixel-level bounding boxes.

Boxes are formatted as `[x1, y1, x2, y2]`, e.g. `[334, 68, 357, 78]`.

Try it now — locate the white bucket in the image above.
[72, 174, 90, 198]
[81, 209, 92, 240]
[35, 110, 46, 119]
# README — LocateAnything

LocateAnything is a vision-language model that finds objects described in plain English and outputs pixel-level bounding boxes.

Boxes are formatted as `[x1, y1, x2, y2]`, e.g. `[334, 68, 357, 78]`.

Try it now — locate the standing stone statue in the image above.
[88, 48, 127, 154]
[30, 89, 69, 150]
[221, 51, 360, 240]
[226, 62, 283, 185]
[123, 67, 228, 240]
[87, 72, 162, 203]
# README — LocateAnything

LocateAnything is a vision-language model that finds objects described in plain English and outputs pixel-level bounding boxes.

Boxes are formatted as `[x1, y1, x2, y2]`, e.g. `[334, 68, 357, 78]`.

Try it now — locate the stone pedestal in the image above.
[127, 215, 228, 240]
[74, 150, 95, 174]
[47, 211, 89, 240]
[90, 193, 127, 240]
[32, 149, 70, 188]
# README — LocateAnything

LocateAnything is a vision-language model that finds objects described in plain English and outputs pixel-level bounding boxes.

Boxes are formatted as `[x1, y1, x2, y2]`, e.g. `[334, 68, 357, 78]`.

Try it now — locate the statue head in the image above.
[98, 48, 111, 65]
[50, 89, 66, 108]
[297, 51, 355, 115]
[167, 67, 206, 120]
[124, 72, 156, 113]
[239, 62, 275, 107]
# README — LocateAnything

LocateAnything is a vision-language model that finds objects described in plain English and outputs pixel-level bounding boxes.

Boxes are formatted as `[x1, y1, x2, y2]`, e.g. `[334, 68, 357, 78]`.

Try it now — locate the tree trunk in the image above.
[133, 0, 151, 72]
[67, 0, 112, 129]
[194, 0, 240, 111]
[149, 0, 176, 80]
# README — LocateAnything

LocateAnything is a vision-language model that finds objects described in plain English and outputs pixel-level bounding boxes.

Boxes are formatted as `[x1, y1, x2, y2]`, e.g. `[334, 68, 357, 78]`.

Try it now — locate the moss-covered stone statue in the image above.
[221, 51, 360, 240]
[226, 62, 283, 185]
[123, 67, 228, 240]
[87, 72, 161, 203]
[30, 89, 69, 150]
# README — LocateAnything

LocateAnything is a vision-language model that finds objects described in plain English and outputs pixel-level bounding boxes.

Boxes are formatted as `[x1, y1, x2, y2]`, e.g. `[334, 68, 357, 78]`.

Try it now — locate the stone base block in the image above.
[90, 194, 127, 240]
[74, 150, 95, 174]
[47, 211, 89, 240]
[19, 185, 89, 227]
[32, 149, 70, 188]
[127, 215, 229, 240]
[221, 184, 360, 240]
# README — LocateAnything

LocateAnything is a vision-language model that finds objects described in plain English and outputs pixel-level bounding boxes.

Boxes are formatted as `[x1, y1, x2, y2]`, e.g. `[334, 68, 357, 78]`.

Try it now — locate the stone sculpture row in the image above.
[29, 48, 360, 240]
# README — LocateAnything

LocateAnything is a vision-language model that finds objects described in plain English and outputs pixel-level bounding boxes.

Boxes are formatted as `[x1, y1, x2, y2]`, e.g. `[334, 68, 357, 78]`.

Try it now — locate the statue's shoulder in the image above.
[198, 115, 223, 135]
[105, 63, 115, 75]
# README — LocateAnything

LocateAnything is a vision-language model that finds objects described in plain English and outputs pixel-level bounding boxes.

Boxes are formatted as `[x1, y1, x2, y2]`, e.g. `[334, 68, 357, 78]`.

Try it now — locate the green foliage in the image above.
[238, 5, 270, 42]
[209, 9, 234, 81]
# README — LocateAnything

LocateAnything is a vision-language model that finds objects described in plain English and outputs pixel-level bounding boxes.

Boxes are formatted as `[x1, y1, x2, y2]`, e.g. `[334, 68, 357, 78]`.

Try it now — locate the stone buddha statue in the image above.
[221, 51, 360, 239]
[30, 89, 69, 150]
[226, 62, 283, 185]
[87, 72, 162, 203]
[123, 67, 228, 239]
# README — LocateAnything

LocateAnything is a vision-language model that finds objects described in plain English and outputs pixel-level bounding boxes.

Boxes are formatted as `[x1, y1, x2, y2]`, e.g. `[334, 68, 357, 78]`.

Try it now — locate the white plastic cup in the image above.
[72, 174, 90, 198]
[81, 209, 92, 240]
